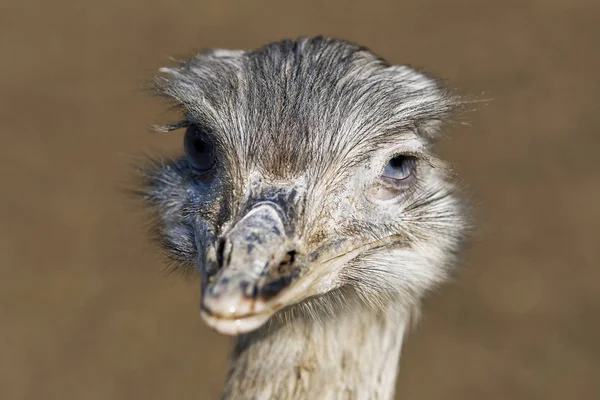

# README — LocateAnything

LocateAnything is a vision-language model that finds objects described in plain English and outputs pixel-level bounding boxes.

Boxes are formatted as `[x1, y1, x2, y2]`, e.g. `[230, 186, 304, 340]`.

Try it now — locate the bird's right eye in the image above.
[184, 125, 215, 172]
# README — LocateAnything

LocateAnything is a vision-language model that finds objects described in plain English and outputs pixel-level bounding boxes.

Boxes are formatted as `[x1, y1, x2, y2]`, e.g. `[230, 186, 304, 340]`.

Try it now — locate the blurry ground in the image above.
[1, 0, 599, 399]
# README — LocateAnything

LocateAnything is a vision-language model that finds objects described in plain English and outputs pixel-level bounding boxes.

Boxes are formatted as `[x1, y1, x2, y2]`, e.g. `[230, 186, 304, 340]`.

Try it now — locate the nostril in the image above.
[277, 250, 296, 274]
[282, 250, 296, 264]
[286, 250, 296, 264]
[216, 237, 227, 268]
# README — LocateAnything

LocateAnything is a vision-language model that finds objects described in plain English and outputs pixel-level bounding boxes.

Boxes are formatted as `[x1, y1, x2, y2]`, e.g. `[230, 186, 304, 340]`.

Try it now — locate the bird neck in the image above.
[222, 300, 408, 400]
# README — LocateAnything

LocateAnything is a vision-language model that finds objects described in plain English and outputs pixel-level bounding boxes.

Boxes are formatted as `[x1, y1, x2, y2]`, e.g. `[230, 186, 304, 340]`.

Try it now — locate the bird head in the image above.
[143, 37, 466, 335]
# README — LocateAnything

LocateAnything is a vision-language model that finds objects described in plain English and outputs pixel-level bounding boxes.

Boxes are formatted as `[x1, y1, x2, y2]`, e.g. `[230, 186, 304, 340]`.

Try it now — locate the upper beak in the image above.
[200, 202, 300, 335]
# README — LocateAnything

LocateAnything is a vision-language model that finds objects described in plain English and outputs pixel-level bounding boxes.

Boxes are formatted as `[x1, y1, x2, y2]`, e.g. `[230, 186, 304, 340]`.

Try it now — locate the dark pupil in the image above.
[184, 125, 214, 171]
[193, 138, 207, 154]
[389, 156, 406, 169]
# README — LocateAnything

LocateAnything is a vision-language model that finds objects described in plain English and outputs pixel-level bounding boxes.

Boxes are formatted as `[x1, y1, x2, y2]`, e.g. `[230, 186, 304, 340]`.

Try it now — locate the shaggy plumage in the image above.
[140, 37, 467, 399]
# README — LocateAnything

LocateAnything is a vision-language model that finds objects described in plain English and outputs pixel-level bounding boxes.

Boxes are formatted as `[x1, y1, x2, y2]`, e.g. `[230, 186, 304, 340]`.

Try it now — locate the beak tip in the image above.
[200, 308, 273, 336]
[200, 286, 275, 335]
[201, 286, 271, 317]
[202, 291, 250, 317]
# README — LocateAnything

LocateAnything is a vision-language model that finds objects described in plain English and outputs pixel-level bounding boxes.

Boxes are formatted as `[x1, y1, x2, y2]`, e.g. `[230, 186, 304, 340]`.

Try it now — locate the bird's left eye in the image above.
[381, 155, 417, 183]
[184, 125, 215, 172]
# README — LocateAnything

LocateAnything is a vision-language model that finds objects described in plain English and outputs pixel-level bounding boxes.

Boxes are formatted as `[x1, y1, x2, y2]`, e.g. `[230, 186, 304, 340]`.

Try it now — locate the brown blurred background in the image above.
[1, 0, 598, 399]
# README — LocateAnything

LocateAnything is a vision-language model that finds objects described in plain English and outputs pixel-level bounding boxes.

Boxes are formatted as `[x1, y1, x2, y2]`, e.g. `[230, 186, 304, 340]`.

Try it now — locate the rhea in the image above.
[142, 37, 466, 399]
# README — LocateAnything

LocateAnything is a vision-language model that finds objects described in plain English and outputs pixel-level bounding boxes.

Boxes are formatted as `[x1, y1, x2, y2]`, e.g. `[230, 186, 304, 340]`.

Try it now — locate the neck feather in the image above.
[222, 298, 409, 400]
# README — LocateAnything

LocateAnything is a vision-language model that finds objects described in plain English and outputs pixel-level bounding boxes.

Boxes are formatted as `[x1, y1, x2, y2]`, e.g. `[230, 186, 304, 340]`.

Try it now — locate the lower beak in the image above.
[200, 203, 299, 335]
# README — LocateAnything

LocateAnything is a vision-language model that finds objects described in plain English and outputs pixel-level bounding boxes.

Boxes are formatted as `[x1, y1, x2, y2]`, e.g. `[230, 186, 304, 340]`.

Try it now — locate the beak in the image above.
[200, 202, 301, 335]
